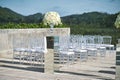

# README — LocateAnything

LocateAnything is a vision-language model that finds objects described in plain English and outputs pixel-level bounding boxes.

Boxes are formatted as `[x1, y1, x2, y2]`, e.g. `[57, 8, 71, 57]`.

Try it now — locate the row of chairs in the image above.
[12, 34, 114, 66]
[12, 34, 47, 66]
[13, 48, 46, 65]
[56, 35, 114, 64]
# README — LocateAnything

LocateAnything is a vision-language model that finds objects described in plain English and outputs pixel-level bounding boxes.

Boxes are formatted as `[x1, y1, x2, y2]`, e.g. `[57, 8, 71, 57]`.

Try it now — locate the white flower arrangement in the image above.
[43, 11, 62, 26]
[115, 13, 120, 28]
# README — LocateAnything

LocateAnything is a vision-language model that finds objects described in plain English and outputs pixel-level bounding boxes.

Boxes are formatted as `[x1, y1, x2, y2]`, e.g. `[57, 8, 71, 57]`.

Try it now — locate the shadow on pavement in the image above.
[98, 70, 115, 74]
[0, 65, 44, 72]
[55, 70, 114, 80]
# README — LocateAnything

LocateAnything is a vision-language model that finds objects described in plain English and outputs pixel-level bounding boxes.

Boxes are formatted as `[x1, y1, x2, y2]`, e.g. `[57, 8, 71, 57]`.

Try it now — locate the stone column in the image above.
[44, 49, 54, 74]
[116, 43, 120, 80]
[44, 37, 54, 74]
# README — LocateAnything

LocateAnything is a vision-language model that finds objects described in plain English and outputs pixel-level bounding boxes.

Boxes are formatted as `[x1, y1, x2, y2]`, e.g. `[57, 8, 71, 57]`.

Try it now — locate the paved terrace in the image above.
[0, 51, 116, 80]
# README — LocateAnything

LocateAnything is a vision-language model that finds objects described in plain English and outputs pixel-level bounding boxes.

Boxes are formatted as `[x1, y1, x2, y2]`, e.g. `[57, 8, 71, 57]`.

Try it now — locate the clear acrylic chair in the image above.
[102, 36, 114, 56]
[26, 34, 46, 66]
[84, 35, 98, 59]
[12, 33, 28, 64]
[58, 36, 75, 65]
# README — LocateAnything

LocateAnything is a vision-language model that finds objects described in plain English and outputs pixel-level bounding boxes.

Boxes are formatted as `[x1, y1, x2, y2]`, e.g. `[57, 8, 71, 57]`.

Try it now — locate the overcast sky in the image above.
[0, 0, 120, 16]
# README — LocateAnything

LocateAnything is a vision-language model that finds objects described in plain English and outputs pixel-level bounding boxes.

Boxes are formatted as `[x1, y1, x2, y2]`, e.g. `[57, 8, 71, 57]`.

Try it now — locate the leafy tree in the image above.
[115, 13, 120, 29]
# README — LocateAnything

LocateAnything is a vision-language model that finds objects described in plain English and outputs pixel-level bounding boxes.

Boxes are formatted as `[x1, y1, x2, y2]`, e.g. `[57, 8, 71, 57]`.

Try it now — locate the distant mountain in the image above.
[0, 6, 43, 23]
[0, 6, 119, 28]
[61, 12, 118, 28]
[61, 12, 119, 39]
[25, 13, 43, 23]
[0, 6, 24, 23]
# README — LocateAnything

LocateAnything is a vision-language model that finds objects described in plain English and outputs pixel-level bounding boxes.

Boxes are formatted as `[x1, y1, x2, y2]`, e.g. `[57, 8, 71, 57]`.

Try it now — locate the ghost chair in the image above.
[98, 47, 106, 57]
[93, 35, 103, 48]
[32, 37, 47, 66]
[69, 35, 79, 59]
[83, 35, 98, 60]
[34, 48, 47, 66]
[93, 35, 107, 57]
[74, 49, 88, 62]
[26, 36, 47, 66]
[58, 36, 75, 65]
[72, 35, 88, 60]
[102, 36, 115, 56]
[59, 48, 75, 65]
[12, 33, 29, 64]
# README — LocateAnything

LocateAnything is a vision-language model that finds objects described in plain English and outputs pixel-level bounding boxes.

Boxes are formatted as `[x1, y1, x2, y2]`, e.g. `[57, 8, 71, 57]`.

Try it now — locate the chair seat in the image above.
[14, 48, 26, 52]
[35, 49, 47, 53]
[87, 48, 97, 51]
[74, 49, 87, 53]
[102, 44, 114, 48]
[26, 48, 47, 53]
[99, 47, 106, 49]
[59, 51, 74, 55]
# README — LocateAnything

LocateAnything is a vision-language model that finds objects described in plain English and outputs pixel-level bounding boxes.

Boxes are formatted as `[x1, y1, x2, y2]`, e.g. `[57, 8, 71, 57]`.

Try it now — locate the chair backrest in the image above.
[13, 33, 29, 49]
[12, 32, 47, 51]
[102, 36, 112, 44]
[29, 35, 47, 50]
[59, 36, 70, 50]
[94, 35, 103, 44]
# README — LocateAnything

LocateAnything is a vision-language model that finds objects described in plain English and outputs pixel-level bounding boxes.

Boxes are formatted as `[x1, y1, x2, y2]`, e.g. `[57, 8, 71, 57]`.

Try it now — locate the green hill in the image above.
[0, 6, 24, 23]
[24, 13, 43, 23]
[61, 12, 119, 34]
[0, 6, 43, 23]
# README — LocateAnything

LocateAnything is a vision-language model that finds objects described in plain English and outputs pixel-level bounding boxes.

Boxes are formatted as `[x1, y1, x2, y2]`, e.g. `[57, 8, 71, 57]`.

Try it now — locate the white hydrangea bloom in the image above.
[115, 13, 120, 28]
[43, 11, 62, 26]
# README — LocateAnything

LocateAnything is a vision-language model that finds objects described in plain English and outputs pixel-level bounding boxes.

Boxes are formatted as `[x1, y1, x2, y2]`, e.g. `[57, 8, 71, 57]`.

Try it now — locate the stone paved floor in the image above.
[0, 51, 116, 80]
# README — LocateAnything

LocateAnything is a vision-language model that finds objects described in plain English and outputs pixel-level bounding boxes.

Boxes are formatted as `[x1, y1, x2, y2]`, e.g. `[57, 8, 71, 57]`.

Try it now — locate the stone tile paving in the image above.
[0, 52, 116, 80]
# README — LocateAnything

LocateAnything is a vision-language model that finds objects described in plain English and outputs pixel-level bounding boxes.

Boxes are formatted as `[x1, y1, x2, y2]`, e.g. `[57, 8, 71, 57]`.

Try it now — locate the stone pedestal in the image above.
[116, 44, 120, 80]
[44, 49, 54, 74]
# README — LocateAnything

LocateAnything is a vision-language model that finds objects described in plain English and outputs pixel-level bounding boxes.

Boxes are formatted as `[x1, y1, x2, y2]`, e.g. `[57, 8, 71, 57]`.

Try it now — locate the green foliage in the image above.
[115, 13, 120, 28]
[0, 6, 24, 23]
[0, 22, 68, 29]
[24, 13, 43, 23]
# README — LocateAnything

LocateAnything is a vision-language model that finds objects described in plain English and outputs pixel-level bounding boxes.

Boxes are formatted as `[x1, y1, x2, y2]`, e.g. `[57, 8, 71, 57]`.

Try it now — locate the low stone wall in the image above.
[0, 28, 70, 58]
